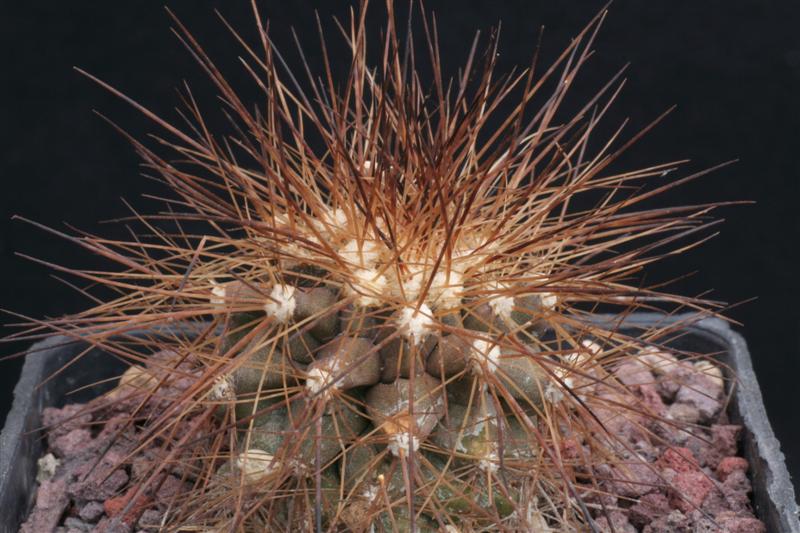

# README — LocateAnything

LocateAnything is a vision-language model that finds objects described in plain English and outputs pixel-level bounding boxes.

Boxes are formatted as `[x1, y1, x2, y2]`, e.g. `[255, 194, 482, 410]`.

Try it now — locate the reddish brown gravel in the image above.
[19, 350, 767, 532]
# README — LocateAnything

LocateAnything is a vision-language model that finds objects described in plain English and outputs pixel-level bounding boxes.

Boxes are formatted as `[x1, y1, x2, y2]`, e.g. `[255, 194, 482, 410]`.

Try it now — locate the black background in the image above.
[1, 0, 798, 492]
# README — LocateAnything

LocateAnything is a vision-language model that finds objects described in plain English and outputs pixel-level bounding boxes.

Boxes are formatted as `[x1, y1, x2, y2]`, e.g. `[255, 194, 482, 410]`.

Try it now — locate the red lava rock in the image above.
[78, 500, 105, 522]
[719, 469, 754, 514]
[137, 508, 165, 529]
[712, 425, 740, 456]
[594, 510, 637, 533]
[51, 428, 94, 458]
[94, 516, 134, 533]
[64, 516, 92, 529]
[592, 392, 650, 444]
[699, 483, 730, 516]
[104, 485, 154, 530]
[660, 467, 678, 485]
[694, 424, 741, 470]
[155, 475, 191, 507]
[104, 494, 127, 517]
[581, 482, 619, 509]
[656, 378, 682, 402]
[42, 404, 92, 436]
[612, 460, 661, 498]
[69, 467, 130, 502]
[560, 438, 582, 461]
[657, 447, 699, 474]
[716, 510, 766, 533]
[615, 360, 655, 389]
[650, 357, 692, 402]
[683, 430, 713, 467]
[19, 478, 69, 533]
[642, 510, 690, 533]
[722, 469, 752, 494]
[628, 492, 671, 528]
[639, 384, 668, 418]
[716, 456, 748, 481]
[669, 471, 715, 513]
[667, 402, 701, 425]
[96, 415, 138, 445]
[675, 372, 722, 423]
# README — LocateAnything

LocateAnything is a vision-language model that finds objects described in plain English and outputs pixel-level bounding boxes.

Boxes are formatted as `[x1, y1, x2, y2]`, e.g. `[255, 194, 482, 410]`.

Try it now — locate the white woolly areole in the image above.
[326, 207, 348, 228]
[485, 281, 514, 318]
[581, 339, 602, 356]
[562, 352, 587, 368]
[388, 432, 420, 457]
[236, 449, 277, 482]
[470, 339, 501, 373]
[209, 376, 235, 401]
[478, 449, 499, 473]
[540, 292, 558, 310]
[210, 280, 227, 306]
[263, 284, 296, 323]
[545, 374, 574, 404]
[306, 367, 335, 396]
[313, 207, 349, 240]
[429, 270, 463, 309]
[392, 268, 426, 301]
[544, 383, 565, 404]
[340, 238, 382, 268]
[563, 341, 596, 368]
[361, 484, 380, 502]
[346, 268, 388, 307]
[397, 304, 434, 344]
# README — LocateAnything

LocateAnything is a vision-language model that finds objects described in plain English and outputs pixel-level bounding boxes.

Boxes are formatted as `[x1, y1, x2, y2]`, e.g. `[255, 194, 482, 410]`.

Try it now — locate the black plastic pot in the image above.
[1, 314, 798, 532]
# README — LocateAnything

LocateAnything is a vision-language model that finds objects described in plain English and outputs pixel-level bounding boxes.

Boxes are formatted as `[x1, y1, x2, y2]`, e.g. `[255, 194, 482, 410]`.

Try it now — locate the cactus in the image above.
[8, 2, 732, 531]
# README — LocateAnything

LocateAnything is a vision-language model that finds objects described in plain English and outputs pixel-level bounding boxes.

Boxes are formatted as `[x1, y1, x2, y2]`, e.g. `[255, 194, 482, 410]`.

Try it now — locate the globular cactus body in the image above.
[204, 259, 570, 530]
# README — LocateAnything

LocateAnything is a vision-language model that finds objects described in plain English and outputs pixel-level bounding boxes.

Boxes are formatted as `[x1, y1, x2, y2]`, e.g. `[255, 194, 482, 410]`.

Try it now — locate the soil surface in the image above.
[20, 349, 767, 532]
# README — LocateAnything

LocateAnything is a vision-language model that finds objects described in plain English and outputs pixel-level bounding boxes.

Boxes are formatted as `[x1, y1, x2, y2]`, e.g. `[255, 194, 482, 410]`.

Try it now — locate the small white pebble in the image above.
[36, 453, 60, 483]
[694, 360, 724, 389]
[209, 376, 235, 401]
[638, 346, 681, 375]
[236, 449, 277, 482]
